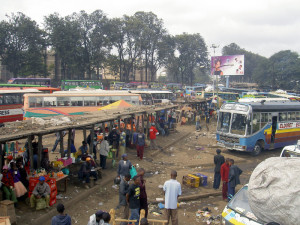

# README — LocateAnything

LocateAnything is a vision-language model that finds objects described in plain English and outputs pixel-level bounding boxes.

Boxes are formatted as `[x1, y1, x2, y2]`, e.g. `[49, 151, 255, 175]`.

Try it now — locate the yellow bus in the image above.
[23, 90, 142, 118]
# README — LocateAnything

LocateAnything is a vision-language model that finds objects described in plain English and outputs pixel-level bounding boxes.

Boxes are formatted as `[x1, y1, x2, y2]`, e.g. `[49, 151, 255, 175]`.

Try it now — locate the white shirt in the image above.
[163, 179, 182, 209]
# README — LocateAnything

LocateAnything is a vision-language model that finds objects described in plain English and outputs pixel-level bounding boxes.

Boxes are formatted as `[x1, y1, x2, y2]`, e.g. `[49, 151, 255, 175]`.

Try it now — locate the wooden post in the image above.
[142, 114, 145, 133]
[109, 121, 113, 132]
[118, 118, 121, 131]
[102, 123, 105, 133]
[137, 115, 140, 130]
[83, 127, 87, 144]
[90, 125, 95, 154]
[59, 131, 64, 158]
[28, 135, 34, 170]
[130, 115, 134, 143]
[109, 208, 116, 225]
[146, 114, 150, 138]
[37, 134, 43, 168]
[67, 129, 72, 158]
[0, 143, 3, 171]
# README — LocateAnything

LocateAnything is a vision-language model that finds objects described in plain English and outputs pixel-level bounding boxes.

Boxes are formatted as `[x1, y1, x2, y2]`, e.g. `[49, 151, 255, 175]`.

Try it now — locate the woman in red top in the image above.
[149, 123, 158, 150]
[2, 165, 17, 203]
[220, 159, 230, 200]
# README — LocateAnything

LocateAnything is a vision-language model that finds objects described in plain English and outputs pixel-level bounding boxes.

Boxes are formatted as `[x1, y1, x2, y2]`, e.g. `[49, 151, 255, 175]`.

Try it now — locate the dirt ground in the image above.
[15, 119, 282, 225]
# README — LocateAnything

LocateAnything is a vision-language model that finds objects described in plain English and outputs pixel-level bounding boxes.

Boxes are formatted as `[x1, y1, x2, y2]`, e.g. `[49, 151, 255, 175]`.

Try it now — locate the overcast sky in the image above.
[1, 0, 300, 58]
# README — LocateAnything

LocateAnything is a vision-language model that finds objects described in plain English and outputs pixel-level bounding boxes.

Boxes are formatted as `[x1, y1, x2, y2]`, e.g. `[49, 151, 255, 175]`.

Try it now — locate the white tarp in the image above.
[248, 157, 300, 225]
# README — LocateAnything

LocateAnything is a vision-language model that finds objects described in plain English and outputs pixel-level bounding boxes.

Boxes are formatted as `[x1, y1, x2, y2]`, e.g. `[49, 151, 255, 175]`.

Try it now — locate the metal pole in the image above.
[59, 131, 64, 158]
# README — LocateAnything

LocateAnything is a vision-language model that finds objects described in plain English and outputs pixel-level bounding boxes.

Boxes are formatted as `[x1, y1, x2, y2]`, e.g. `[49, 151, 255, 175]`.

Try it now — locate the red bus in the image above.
[0, 89, 41, 125]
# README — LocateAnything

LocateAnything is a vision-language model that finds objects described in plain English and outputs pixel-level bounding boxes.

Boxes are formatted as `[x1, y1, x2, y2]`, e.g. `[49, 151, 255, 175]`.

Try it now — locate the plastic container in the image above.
[194, 173, 208, 186]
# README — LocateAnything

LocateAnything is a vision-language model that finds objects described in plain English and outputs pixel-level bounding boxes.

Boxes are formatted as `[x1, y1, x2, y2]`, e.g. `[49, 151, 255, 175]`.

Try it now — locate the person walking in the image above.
[119, 128, 127, 157]
[126, 176, 140, 225]
[195, 113, 201, 131]
[99, 136, 109, 169]
[138, 168, 148, 218]
[149, 123, 158, 150]
[117, 154, 132, 179]
[228, 159, 243, 200]
[51, 203, 72, 225]
[205, 112, 210, 131]
[213, 149, 225, 190]
[119, 174, 131, 219]
[136, 128, 145, 160]
[51, 131, 66, 152]
[220, 158, 230, 201]
[163, 170, 182, 225]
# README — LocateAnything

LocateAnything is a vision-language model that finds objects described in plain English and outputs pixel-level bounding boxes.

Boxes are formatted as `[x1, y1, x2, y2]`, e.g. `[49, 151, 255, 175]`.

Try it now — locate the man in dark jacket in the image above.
[228, 159, 243, 200]
[213, 149, 225, 190]
[51, 203, 71, 225]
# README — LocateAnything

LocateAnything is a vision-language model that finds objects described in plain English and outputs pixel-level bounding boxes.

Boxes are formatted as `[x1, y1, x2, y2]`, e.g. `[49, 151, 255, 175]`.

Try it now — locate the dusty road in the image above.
[16, 121, 281, 225]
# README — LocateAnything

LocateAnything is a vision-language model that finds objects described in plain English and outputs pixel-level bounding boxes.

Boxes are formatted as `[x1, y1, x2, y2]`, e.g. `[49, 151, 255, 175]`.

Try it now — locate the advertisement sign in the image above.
[211, 55, 244, 76]
[278, 122, 300, 130]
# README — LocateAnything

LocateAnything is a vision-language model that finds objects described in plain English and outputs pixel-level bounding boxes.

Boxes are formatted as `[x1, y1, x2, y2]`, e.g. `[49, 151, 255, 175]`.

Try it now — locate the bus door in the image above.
[271, 115, 278, 145]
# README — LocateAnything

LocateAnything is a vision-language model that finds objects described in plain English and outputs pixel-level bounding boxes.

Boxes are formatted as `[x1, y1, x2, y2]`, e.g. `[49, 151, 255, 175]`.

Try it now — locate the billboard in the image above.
[211, 55, 244, 76]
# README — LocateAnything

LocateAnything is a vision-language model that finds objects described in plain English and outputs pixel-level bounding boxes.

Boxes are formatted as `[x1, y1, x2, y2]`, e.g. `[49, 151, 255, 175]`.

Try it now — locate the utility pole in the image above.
[210, 44, 220, 109]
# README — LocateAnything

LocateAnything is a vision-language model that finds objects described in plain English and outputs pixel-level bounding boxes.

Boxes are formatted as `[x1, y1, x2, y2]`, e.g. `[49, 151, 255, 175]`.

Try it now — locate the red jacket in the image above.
[149, 126, 158, 140]
[220, 163, 230, 182]
[2, 171, 14, 187]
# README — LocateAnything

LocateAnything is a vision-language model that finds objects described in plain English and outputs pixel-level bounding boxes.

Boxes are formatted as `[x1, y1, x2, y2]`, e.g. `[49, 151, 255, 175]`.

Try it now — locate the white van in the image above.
[280, 140, 300, 157]
[222, 184, 265, 225]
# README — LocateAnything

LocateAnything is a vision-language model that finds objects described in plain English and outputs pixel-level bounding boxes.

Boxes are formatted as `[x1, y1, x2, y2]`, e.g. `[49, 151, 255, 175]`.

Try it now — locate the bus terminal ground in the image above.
[0, 101, 282, 225]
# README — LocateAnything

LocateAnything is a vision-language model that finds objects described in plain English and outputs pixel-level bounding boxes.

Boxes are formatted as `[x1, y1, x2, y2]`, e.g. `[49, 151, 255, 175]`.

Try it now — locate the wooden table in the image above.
[56, 175, 68, 192]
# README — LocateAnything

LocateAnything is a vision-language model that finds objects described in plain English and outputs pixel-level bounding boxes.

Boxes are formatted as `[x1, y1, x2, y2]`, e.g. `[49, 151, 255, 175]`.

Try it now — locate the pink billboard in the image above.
[211, 55, 244, 76]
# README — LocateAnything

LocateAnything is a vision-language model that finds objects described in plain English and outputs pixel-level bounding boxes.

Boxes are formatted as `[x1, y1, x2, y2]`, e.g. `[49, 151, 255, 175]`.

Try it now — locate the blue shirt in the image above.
[163, 179, 181, 209]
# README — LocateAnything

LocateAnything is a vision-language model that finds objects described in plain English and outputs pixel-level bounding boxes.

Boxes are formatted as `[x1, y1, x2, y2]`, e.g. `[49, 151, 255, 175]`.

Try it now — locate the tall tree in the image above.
[0, 13, 46, 77]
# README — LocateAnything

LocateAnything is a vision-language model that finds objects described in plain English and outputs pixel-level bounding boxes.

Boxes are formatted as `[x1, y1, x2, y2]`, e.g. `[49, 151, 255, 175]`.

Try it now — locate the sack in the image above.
[130, 166, 137, 179]
[36, 198, 46, 210]
[248, 157, 300, 224]
[107, 150, 113, 159]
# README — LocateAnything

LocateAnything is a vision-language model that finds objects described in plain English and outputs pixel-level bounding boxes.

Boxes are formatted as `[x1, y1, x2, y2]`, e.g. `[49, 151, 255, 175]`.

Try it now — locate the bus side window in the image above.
[252, 113, 260, 133]
[0, 95, 4, 105]
[296, 112, 300, 120]
[279, 113, 287, 121]
[290, 112, 296, 121]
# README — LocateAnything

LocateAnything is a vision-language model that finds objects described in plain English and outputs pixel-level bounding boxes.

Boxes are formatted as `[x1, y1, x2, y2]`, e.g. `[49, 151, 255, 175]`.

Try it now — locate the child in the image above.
[100, 136, 110, 169]
[102, 212, 111, 225]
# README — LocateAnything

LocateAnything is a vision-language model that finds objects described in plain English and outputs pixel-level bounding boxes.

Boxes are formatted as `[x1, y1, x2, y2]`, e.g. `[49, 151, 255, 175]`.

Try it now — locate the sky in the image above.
[1, 0, 300, 58]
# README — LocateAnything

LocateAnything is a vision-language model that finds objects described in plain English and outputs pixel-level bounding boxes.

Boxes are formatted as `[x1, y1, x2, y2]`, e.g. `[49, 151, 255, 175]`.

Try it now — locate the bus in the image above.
[216, 102, 300, 156]
[8, 78, 51, 86]
[165, 83, 182, 91]
[195, 91, 239, 103]
[0, 89, 41, 125]
[110, 81, 125, 90]
[61, 80, 103, 90]
[138, 90, 174, 104]
[221, 87, 257, 98]
[23, 90, 142, 118]
[0, 84, 60, 93]
[185, 86, 206, 95]
[129, 91, 154, 105]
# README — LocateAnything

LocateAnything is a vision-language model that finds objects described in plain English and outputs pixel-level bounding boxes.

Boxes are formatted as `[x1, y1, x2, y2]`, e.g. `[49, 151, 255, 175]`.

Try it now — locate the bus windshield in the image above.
[217, 112, 231, 133]
[231, 113, 247, 135]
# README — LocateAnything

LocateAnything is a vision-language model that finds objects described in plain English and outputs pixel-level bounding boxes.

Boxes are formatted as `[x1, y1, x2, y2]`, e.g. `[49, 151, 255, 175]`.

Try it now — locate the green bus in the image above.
[61, 80, 103, 90]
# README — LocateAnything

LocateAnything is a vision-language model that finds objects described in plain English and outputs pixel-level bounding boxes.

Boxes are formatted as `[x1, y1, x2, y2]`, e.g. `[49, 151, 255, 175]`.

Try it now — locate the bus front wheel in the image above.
[251, 143, 262, 156]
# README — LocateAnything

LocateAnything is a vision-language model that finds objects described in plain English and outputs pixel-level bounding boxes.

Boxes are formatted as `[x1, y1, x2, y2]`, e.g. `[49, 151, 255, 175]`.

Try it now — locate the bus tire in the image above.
[251, 143, 262, 156]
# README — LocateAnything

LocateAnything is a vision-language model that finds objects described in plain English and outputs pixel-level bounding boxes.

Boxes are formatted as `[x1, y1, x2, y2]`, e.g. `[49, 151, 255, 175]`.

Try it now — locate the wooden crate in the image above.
[182, 175, 200, 188]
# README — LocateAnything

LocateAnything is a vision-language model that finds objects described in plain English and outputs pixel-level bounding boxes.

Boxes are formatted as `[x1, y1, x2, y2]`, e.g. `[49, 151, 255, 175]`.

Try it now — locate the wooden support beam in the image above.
[59, 131, 64, 158]
[90, 125, 95, 154]
[67, 129, 72, 158]
[118, 118, 121, 131]
[37, 134, 43, 168]
[142, 114, 145, 133]
[109, 121, 113, 132]
[130, 115, 134, 143]
[136, 115, 140, 130]
[146, 114, 150, 138]
[28, 135, 34, 170]
[0, 143, 3, 171]
[83, 127, 87, 144]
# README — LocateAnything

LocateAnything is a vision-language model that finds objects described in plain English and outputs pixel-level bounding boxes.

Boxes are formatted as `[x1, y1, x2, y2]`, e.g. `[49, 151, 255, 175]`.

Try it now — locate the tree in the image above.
[173, 33, 209, 85]
[0, 13, 46, 77]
